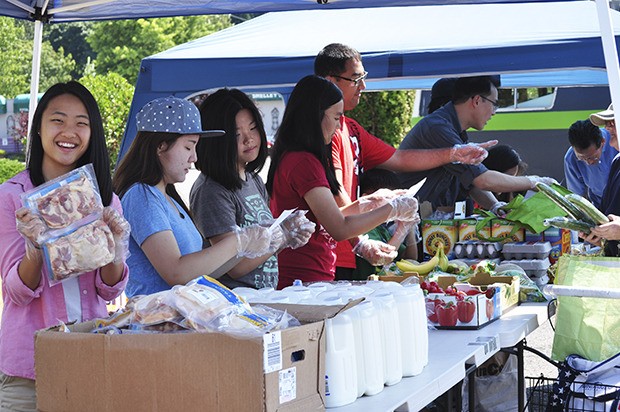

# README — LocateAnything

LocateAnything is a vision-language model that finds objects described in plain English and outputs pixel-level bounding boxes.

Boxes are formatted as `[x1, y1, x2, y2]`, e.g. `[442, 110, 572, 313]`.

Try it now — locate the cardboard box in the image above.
[421, 219, 458, 258]
[35, 302, 358, 412]
[458, 218, 491, 242]
[465, 270, 520, 314]
[543, 227, 572, 264]
[491, 219, 525, 243]
[425, 272, 519, 330]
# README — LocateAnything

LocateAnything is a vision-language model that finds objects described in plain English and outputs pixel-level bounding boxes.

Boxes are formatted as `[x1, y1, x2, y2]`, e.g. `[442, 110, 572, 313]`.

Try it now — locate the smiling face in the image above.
[40, 93, 91, 180]
[235, 108, 261, 175]
[321, 100, 344, 144]
[158, 134, 199, 185]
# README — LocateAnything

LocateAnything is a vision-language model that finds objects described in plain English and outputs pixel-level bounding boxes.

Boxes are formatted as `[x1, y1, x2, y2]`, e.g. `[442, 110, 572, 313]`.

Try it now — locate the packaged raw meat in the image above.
[41, 217, 115, 284]
[21, 164, 102, 230]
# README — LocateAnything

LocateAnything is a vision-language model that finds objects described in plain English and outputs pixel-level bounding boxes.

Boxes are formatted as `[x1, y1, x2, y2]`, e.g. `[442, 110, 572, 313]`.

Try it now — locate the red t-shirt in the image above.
[332, 117, 396, 268]
[270, 151, 337, 288]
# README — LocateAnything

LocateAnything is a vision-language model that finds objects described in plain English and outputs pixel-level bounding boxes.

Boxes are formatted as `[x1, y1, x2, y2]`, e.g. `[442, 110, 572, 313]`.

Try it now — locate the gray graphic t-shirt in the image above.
[190, 172, 277, 289]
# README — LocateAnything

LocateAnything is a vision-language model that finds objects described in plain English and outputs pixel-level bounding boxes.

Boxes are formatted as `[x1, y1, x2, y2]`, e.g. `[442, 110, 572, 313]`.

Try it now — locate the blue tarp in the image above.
[119, 1, 620, 158]
[0, 0, 581, 23]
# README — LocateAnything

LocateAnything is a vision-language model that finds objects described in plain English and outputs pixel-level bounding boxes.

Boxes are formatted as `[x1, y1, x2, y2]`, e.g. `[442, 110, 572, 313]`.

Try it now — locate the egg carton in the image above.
[499, 258, 550, 279]
[502, 241, 551, 260]
[453, 241, 502, 260]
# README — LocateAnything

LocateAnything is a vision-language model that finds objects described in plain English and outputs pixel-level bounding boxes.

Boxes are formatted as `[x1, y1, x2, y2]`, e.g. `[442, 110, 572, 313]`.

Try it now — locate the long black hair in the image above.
[196, 89, 268, 190]
[112, 131, 191, 218]
[27, 81, 114, 206]
[266, 75, 342, 196]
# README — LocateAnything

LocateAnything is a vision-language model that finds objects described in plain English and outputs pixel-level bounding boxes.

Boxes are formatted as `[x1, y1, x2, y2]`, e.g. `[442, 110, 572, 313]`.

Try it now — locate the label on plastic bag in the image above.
[263, 331, 282, 373]
[278, 367, 297, 404]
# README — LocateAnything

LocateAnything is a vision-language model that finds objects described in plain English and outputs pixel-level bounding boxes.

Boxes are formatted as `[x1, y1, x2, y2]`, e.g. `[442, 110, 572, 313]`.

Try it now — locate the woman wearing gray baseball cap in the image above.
[113, 96, 280, 297]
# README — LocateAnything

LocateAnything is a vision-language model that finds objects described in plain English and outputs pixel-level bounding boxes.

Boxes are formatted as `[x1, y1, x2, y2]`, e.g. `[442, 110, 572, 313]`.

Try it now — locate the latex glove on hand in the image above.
[449, 140, 498, 165]
[490, 201, 508, 218]
[391, 219, 419, 246]
[352, 236, 398, 266]
[102, 207, 131, 264]
[527, 175, 559, 190]
[278, 210, 316, 250]
[234, 224, 273, 259]
[387, 194, 419, 222]
[358, 188, 406, 213]
[15, 207, 47, 258]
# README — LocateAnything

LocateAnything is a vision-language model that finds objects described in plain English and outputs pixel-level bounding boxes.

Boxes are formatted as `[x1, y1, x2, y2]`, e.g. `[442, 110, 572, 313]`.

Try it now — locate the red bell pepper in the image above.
[457, 299, 476, 323]
[436, 301, 458, 327]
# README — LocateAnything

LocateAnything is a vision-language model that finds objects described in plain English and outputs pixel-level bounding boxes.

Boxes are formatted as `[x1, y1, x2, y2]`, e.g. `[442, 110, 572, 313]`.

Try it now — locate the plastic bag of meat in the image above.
[167, 276, 296, 338]
[21, 164, 102, 230]
[41, 216, 115, 285]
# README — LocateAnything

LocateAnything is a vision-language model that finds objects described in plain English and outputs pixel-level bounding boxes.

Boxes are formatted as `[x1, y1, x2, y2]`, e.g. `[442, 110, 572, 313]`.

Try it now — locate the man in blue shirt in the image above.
[564, 117, 618, 209]
[398, 76, 555, 212]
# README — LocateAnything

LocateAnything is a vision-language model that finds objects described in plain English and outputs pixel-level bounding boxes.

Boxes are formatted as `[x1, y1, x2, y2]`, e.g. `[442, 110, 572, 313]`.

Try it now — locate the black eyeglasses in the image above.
[479, 95, 500, 111]
[332, 71, 368, 87]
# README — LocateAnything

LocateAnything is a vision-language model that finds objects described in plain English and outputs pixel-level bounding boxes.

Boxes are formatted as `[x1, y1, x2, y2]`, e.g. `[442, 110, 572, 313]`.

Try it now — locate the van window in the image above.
[497, 87, 556, 111]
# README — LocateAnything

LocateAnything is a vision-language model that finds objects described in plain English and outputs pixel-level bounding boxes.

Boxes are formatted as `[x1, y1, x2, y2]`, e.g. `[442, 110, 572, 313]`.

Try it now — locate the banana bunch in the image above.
[395, 240, 449, 275]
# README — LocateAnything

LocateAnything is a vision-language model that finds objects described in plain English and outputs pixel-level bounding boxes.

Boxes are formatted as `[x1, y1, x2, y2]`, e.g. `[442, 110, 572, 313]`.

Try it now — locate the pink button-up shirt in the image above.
[0, 170, 128, 379]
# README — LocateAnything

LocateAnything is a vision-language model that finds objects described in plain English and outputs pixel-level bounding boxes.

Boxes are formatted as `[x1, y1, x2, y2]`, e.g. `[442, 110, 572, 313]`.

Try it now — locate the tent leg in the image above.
[26, 19, 43, 164]
[594, 0, 620, 127]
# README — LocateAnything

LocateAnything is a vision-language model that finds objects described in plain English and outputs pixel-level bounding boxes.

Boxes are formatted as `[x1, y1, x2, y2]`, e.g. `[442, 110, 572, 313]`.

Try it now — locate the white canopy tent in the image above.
[119, 1, 620, 157]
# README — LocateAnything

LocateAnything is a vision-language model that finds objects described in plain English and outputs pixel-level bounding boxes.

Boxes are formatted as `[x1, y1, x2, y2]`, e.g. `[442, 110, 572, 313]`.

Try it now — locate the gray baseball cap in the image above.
[136, 96, 224, 137]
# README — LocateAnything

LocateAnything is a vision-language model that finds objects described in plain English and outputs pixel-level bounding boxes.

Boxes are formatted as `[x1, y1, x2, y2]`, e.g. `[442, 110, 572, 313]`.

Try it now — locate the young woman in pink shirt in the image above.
[0, 81, 130, 411]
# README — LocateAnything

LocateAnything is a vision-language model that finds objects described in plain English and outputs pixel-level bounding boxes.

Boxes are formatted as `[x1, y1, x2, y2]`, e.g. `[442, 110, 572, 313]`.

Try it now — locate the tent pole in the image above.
[26, 19, 43, 164]
[594, 0, 620, 126]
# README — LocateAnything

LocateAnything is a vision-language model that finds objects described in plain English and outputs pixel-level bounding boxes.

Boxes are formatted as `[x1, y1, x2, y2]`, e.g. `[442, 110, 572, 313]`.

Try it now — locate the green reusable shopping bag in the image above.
[551, 255, 620, 362]
[503, 184, 571, 234]
[474, 184, 570, 239]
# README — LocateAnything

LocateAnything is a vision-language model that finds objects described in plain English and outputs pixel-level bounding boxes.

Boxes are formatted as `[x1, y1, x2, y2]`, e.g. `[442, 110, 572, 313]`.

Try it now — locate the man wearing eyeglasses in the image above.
[314, 43, 497, 280]
[582, 105, 620, 256]
[398, 76, 557, 212]
[564, 118, 617, 209]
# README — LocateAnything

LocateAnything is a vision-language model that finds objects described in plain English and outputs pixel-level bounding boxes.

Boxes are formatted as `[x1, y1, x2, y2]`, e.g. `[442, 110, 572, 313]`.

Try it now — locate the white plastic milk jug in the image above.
[324, 311, 358, 408]
[370, 290, 403, 386]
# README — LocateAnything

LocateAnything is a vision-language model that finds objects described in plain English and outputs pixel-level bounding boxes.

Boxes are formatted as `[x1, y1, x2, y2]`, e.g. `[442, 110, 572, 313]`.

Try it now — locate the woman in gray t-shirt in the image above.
[191, 89, 312, 289]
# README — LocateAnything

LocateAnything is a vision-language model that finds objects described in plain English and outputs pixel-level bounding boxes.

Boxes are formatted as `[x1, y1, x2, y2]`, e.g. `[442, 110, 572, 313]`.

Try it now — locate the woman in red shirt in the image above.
[266, 75, 418, 288]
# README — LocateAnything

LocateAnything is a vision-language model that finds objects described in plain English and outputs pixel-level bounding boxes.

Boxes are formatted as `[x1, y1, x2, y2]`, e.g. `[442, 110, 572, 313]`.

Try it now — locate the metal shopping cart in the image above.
[523, 285, 620, 412]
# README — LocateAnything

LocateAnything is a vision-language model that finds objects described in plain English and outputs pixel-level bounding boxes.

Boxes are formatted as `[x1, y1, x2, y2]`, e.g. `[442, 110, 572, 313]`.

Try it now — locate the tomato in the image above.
[457, 300, 476, 323]
[436, 302, 458, 327]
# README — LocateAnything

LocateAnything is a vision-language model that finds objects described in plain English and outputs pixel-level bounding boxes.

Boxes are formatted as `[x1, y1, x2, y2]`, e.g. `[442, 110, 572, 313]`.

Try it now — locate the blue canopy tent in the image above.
[119, 1, 620, 158]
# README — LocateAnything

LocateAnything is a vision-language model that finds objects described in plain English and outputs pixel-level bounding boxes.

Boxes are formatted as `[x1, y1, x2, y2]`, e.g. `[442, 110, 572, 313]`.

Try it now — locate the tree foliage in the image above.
[80, 73, 134, 171]
[46, 22, 95, 79]
[88, 15, 232, 84]
[0, 17, 75, 98]
[0, 158, 25, 184]
[348, 90, 416, 147]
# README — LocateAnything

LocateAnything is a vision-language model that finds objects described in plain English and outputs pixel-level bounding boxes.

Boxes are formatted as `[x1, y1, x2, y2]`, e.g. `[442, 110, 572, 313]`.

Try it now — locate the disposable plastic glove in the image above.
[490, 201, 508, 217]
[358, 188, 406, 213]
[234, 224, 273, 259]
[352, 235, 398, 266]
[15, 207, 47, 259]
[278, 210, 316, 250]
[527, 175, 559, 190]
[449, 140, 497, 164]
[391, 218, 420, 246]
[387, 194, 419, 222]
[102, 207, 131, 264]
